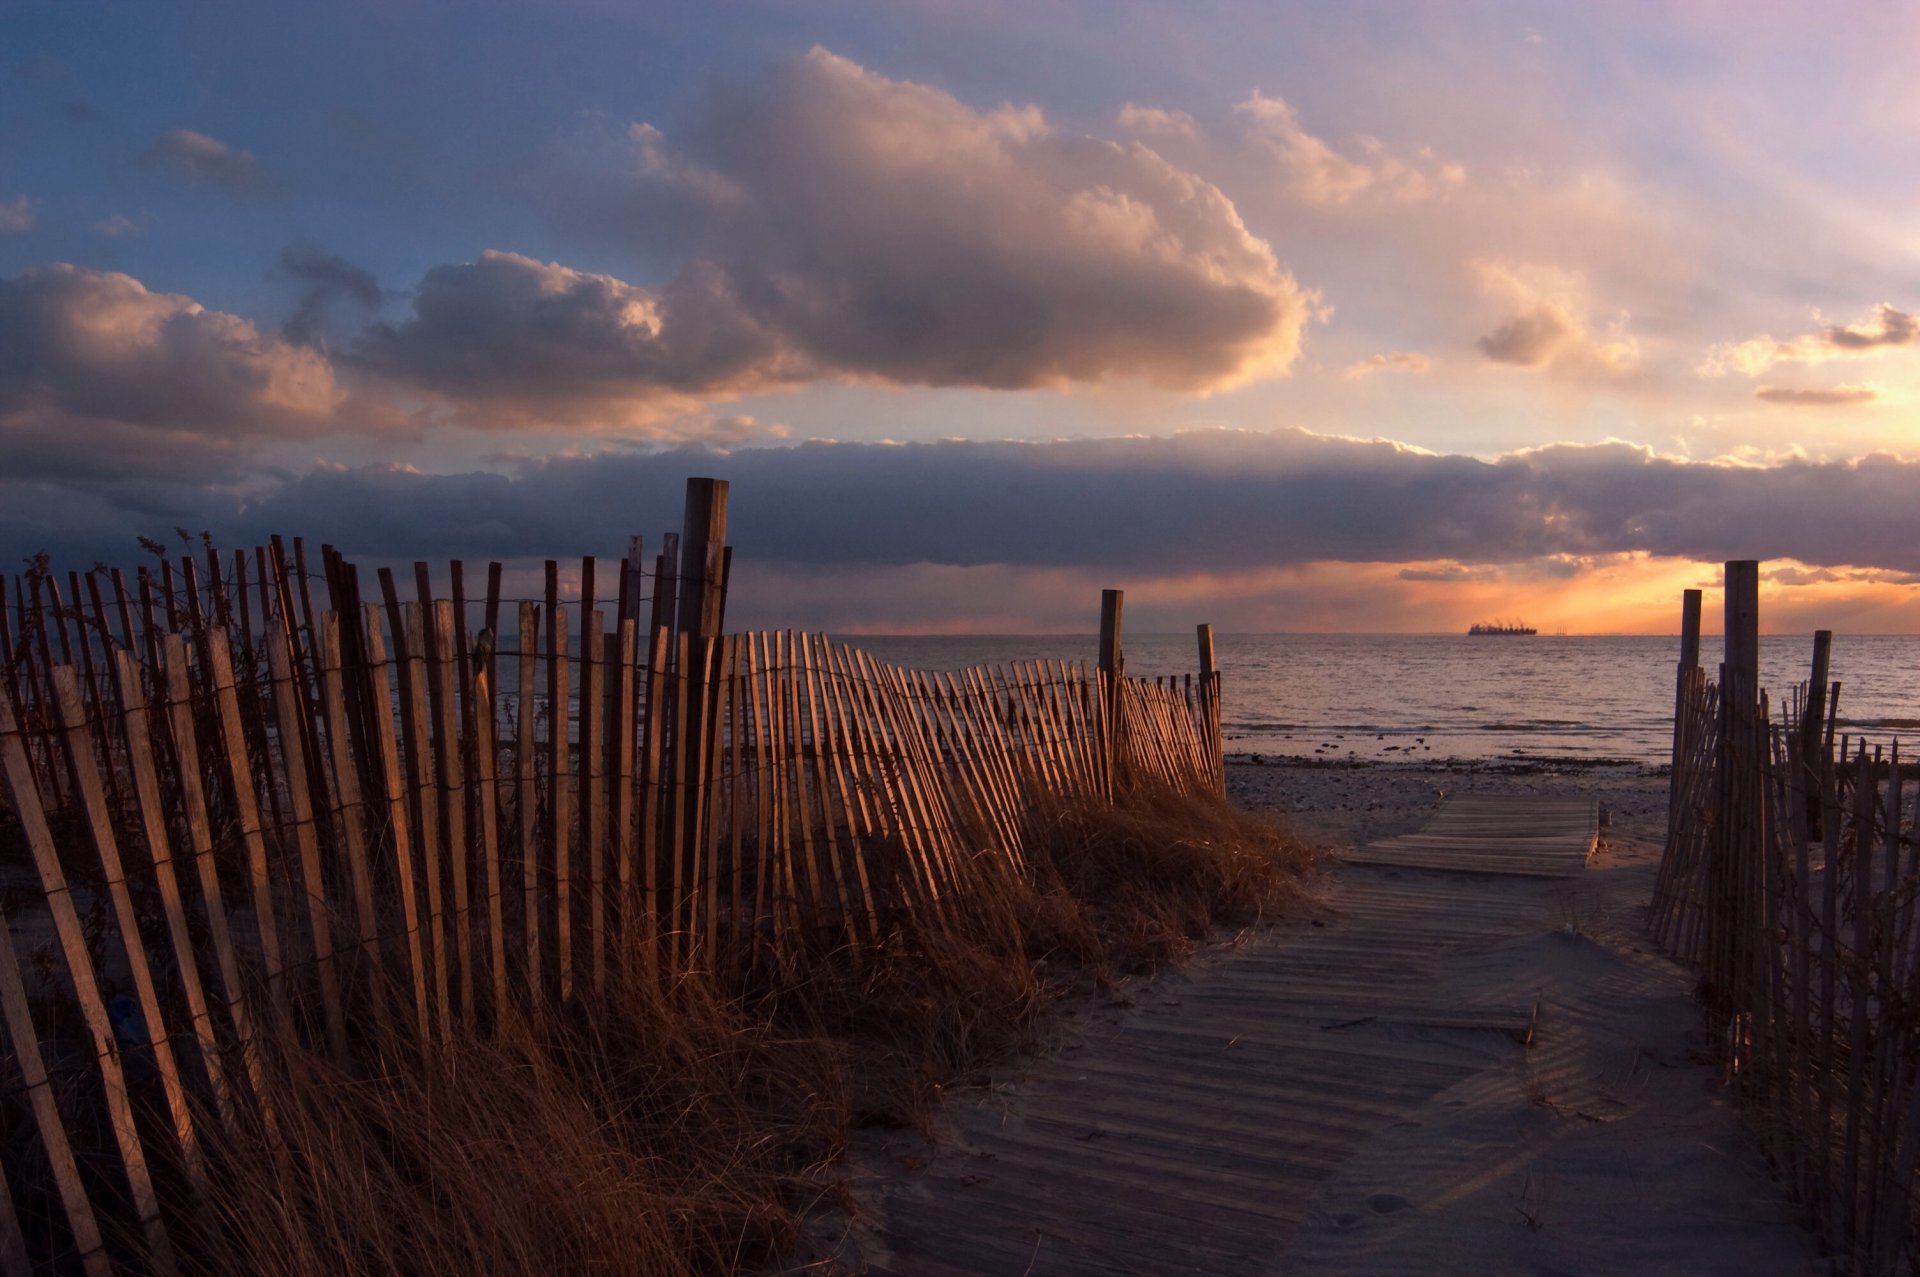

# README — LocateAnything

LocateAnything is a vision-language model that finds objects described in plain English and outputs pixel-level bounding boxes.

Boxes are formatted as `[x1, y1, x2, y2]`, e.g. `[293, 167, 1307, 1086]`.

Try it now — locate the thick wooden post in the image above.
[677, 478, 730, 643]
[1098, 590, 1123, 790]
[676, 480, 728, 908]
[1712, 561, 1761, 1017]
[1196, 623, 1221, 794]
[1669, 589, 1702, 831]
[1801, 630, 1833, 838]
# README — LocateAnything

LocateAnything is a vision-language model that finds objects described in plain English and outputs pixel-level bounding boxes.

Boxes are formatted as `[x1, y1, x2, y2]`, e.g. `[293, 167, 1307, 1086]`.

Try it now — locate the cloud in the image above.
[0, 263, 342, 478]
[145, 128, 280, 196]
[1232, 92, 1465, 206]
[19, 426, 1920, 635]
[94, 214, 143, 238]
[1825, 304, 1917, 350]
[355, 250, 799, 427]
[1702, 304, 1920, 375]
[1344, 351, 1432, 379]
[1472, 262, 1638, 374]
[1755, 384, 1878, 406]
[1397, 564, 1495, 582]
[280, 245, 383, 345]
[1119, 92, 1463, 209]
[0, 196, 33, 234]
[605, 47, 1313, 395]
[1116, 104, 1199, 141]
[189, 429, 1920, 583]
[1476, 308, 1571, 366]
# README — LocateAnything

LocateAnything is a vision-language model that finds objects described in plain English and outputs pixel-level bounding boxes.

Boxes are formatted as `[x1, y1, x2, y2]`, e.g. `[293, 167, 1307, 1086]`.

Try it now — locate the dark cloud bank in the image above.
[9, 430, 1920, 582]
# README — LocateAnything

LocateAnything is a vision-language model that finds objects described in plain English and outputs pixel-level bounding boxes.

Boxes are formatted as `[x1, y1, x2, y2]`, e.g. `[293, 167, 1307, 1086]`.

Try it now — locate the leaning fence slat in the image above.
[816, 641, 880, 942]
[0, 692, 177, 1276]
[398, 604, 451, 1043]
[550, 595, 574, 1000]
[743, 633, 777, 960]
[637, 618, 669, 983]
[700, 635, 735, 960]
[0, 898, 110, 1277]
[266, 621, 350, 1063]
[581, 607, 606, 993]
[470, 616, 506, 1025]
[363, 609, 431, 1042]
[318, 613, 391, 1043]
[431, 599, 474, 1025]
[517, 602, 544, 1011]
[609, 619, 638, 972]
[52, 667, 208, 1192]
[162, 636, 278, 1128]
[204, 629, 294, 1040]
[114, 649, 236, 1123]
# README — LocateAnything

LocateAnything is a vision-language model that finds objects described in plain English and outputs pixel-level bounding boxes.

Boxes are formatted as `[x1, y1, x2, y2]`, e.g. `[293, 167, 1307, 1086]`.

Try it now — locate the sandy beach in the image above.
[805, 757, 1822, 1274]
[1230, 756, 1816, 1273]
[1225, 754, 1672, 853]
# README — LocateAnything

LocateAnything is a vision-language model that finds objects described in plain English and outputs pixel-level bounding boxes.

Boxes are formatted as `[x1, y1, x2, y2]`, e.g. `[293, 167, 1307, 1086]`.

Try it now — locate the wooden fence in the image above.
[1651, 563, 1920, 1273]
[0, 479, 1225, 1275]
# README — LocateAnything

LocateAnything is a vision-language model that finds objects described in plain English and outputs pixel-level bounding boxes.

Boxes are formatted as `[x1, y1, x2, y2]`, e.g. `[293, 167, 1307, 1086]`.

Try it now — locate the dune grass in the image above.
[184, 786, 1317, 1276]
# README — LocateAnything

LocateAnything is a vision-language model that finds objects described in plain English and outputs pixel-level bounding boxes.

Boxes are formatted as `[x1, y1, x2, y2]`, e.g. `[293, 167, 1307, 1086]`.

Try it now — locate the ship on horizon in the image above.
[1467, 619, 1538, 636]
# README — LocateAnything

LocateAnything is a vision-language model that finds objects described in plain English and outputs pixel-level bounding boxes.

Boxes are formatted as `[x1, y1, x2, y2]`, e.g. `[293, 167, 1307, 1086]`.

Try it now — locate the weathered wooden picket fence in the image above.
[1652, 563, 1920, 1273]
[0, 479, 1225, 1275]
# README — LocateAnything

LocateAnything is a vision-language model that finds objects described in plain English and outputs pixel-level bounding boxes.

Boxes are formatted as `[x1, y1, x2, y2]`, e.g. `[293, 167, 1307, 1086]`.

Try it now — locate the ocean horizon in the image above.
[839, 632, 1920, 766]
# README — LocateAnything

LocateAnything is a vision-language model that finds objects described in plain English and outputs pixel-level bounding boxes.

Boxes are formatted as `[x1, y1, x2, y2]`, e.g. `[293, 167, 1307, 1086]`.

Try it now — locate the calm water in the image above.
[839, 634, 1920, 765]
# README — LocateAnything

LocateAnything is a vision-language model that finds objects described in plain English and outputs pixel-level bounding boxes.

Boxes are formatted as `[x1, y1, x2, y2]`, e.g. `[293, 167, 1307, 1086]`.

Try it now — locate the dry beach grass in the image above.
[171, 785, 1315, 1276]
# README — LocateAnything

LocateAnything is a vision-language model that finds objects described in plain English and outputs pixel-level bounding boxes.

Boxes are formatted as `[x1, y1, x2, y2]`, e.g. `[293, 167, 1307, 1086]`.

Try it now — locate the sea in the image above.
[838, 633, 1920, 767]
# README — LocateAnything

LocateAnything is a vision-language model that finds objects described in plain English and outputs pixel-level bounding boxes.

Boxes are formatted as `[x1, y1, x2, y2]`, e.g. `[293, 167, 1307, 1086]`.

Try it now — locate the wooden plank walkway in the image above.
[834, 795, 1597, 1275]
[1337, 794, 1597, 878]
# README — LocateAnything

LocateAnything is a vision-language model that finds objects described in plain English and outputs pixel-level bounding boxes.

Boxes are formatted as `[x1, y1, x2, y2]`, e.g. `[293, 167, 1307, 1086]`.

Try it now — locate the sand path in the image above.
[827, 792, 1819, 1275]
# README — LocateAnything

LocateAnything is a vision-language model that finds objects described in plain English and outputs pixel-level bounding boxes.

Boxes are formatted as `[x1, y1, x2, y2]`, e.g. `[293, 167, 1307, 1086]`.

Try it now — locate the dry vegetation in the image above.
[177, 787, 1316, 1276]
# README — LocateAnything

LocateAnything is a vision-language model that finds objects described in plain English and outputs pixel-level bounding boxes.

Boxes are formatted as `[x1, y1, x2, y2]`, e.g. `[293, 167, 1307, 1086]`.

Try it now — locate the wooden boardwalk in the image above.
[1338, 794, 1598, 878]
[838, 795, 1596, 1276]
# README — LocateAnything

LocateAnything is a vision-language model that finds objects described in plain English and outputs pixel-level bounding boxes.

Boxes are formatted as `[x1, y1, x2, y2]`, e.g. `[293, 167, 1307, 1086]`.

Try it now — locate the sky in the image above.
[4, 0, 1920, 633]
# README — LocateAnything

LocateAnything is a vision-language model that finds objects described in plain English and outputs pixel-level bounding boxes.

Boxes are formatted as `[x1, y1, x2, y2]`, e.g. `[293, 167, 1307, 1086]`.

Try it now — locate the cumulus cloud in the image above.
[1702, 304, 1920, 375]
[0, 196, 33, 233]
[145, 128, 280, 195]
[1755, 384, 1878, 406]
[280, 245, 383, 345]
[1344, 351, 1432, 379]
[0, 262, 341, 477]
[1472, 262, 1637, 374]
[355, 250, 799, 427]
[296, 50, 1319, 428]
[603, 47, 1313, 395]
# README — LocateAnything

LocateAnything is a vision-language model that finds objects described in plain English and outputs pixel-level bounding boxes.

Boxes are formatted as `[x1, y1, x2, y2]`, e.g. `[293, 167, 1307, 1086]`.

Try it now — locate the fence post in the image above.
[677, 477, 730, 643]
[1196, 623, 1220, 794]
[675, 479, 728, 948]
[1801, 630, 1832, 838]
[1711, 561, 1761, 1018]
[1098, 590, 1123, 792]
[1669, 589, 1702, 832]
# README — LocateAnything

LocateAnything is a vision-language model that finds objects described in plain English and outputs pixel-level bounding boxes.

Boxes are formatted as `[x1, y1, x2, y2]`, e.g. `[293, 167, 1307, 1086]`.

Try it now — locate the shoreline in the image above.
[1226, 754, 1671, 855]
